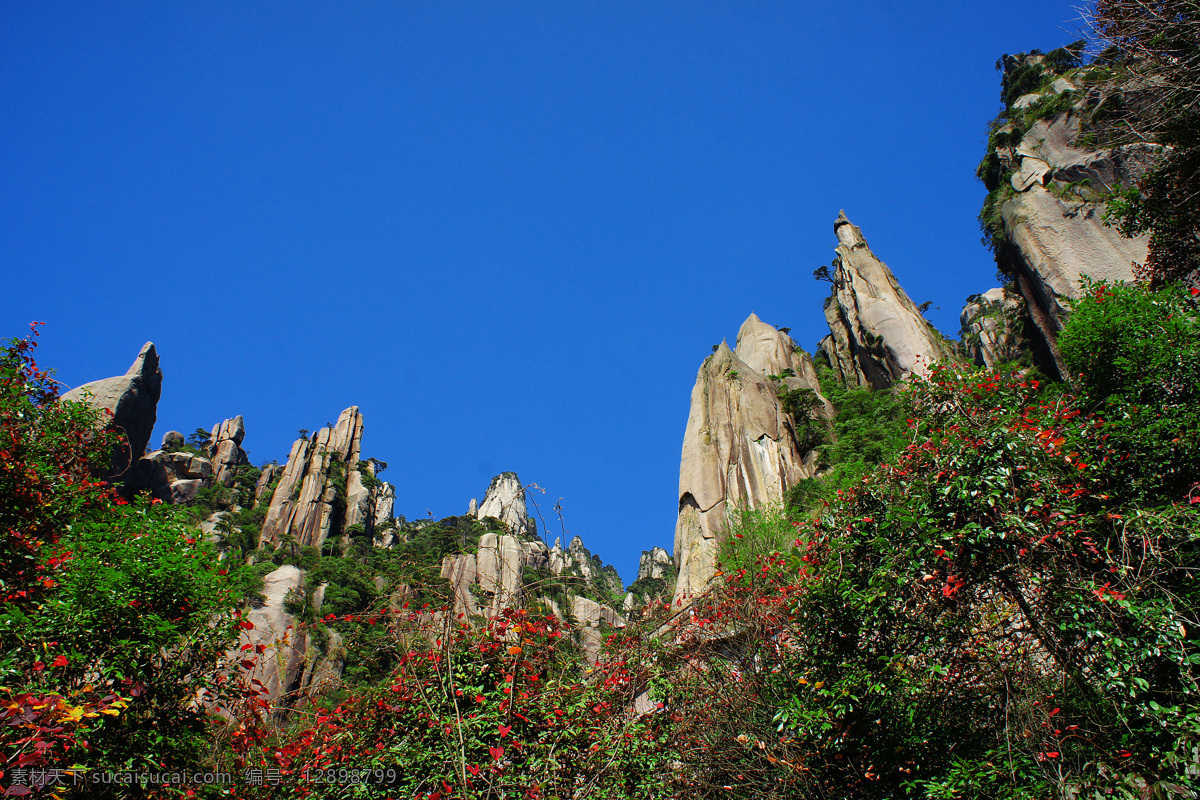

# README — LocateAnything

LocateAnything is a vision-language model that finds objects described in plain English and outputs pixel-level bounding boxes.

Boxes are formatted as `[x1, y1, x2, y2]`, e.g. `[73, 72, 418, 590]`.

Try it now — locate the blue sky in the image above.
[2, 1, 1086, 583]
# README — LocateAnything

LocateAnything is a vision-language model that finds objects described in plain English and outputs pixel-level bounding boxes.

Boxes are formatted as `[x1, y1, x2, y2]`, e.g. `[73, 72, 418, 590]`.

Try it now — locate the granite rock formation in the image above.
[673, 314, 830, 601]
[819, 212, 955, 389]
[637, 547, 674, 582]
[550, 535, 624, 596]
[259, 407, 369, 550]
[960, 288, 1027, 368]
[62, 342, 163, 482]
[233, 564, 343, 717]
[983, 53, 1162, 376]
[255, 464, 285, 504]
[473, 472, 535, 537]
[208, 416, 249, 487]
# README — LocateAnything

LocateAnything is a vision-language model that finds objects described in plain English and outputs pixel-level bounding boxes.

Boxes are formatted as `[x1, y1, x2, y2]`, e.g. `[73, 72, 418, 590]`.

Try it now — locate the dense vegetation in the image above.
[3, 272, 1195, 799]
[3, 6, 1198, 794]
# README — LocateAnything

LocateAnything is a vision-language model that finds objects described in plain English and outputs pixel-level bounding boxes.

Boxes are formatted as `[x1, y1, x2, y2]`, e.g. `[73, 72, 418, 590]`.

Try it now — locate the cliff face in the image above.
[819, 212, 955, 389]
[673, 314, 829, 601]
[62, 342, 162, 483]
[233, 565, 343, 718]
[978, 52, 1163, 376]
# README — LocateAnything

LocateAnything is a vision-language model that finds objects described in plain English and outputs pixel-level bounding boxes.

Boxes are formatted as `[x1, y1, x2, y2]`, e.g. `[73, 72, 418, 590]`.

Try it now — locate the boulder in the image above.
[161, 431, 185, 450]
[62, 342, 162, 482]
[818, 212, 955, 389]
[168, 479, 203, 505]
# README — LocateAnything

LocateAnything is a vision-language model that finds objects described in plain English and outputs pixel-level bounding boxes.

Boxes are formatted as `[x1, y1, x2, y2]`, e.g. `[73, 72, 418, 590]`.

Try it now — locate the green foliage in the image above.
[777, 385, 826, 451]
[1058, 280, 1200, 501]
[704, 356, 1200, 798]
[0, 327, 241, 791]
[188, 427, 212, 450]
[717, 504, 798, 576]
[1090, 1, 1200, 284]
[786, 365, 908, 510]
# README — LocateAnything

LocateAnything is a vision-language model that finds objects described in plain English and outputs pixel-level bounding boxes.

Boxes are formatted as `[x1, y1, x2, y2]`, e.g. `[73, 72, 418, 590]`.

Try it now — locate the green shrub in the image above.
[1058, 280, 1200, 501]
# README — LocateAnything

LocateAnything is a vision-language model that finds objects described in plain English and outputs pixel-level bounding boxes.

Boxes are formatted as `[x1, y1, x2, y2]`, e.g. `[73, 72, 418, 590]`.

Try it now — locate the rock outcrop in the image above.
[134, 448, 213, 504]
[255, 464, 285, 503]
[673, 314, 829, 601]
[259, 407, 369, 550]
[209, 416, 249, 487]
[960, 288, 1028, 368]
[572, 595, 625, 663]
[637, 547, 674, 582]
[441, 532, 557, 618]
[982, 53, 1162, 377]
[441, 473, 625, 655]
[473, 472, 535, 537]
[233, 565, 343, 717]
[819, 213, 955, 389]
[549, 535, 624, 596]
[62, 342, 163, 482]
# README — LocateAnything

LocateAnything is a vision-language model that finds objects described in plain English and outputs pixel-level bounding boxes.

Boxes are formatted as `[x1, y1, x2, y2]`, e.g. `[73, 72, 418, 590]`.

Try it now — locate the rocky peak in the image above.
[474, 472, 534, 538]
[673, 314, 829, 602]
[259, 406, 369, 550]
[637, 547, 674, 582]
[209, 415, 249, 487]
[819, 211, 955, 389]
[62, 342, 162, 483]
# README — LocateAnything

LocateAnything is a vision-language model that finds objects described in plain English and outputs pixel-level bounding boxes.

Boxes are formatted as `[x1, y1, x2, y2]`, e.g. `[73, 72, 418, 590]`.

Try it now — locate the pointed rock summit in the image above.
[819, 212, 954, 389]
[474, 472, 535, 537]
[673, 314, 830, 601]
[259, 407, 368, 549]
[62, 342, 163, 482]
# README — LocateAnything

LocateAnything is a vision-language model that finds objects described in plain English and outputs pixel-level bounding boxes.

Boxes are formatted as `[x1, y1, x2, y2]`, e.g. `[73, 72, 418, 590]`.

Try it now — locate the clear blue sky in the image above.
[2, 1, 1085, 584]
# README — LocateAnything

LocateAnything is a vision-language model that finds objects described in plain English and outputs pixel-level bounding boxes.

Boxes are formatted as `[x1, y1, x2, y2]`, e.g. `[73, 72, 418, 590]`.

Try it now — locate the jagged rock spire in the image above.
[672, 315, 829, 602]
[819, 211, 954, 389]
[474, 472, 534, 538]
[259, 407, 368, 549]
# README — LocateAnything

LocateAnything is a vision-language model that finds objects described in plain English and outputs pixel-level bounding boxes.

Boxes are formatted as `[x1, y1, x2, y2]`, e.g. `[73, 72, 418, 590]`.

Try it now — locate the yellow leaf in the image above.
[814, 681, 825, 689]
[98, 708, 121, 716]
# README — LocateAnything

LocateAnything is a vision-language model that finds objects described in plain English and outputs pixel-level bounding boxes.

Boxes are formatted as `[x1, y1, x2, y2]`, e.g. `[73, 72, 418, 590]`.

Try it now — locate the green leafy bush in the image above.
[1058, 280, 1200, 500]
